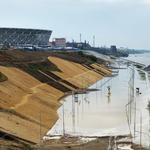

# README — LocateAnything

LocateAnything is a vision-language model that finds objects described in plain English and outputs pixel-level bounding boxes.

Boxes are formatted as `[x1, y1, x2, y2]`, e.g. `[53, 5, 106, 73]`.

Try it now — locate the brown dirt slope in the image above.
[0, 50, 112, 144]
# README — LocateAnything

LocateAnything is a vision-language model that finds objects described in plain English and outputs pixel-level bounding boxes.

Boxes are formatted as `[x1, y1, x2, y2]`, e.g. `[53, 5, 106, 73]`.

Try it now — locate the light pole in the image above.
[82, 75, 83, 90]
[72, 92, 75, 133]
[62, 100, 65, 137]
[135, 131, 150, 150]
[128, 65, 134, 125]
[141, 132, 150, 150]
[40, 106, 51, 150]
[125, 101, 132, 137]
[2, 131, 18, 150]
[131, 107, 142, 150]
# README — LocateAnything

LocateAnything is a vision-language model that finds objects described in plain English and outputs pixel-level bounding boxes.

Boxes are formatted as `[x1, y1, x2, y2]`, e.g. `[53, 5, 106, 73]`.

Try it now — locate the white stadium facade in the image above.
[0, 27, 52, 46]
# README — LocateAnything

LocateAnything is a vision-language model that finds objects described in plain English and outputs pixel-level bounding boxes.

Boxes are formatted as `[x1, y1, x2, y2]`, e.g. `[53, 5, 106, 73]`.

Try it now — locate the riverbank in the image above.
[1, 51, 150, 149]
[36, 54, 150, 150]
[0, 50, 112, 145]
[35, 134, 147, 150]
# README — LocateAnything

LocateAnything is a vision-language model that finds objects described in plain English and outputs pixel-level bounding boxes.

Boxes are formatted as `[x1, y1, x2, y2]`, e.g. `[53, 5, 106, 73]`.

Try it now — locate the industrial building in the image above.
[66, 41, 90, 48]
[52, 38, 66, 47]
[110, 45, 117, 53]
[0, 27, 52, 46]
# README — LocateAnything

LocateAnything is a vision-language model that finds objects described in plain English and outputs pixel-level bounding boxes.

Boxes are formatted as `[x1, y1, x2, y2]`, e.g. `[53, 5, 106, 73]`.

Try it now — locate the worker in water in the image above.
[107, 94, 110, 98]
[107, 86, 111, 91]
[107, 85, 111, 98]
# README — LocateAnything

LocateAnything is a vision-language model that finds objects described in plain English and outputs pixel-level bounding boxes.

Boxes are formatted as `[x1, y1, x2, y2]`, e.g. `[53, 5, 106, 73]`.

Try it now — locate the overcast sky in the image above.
[1, 0, 150, 49]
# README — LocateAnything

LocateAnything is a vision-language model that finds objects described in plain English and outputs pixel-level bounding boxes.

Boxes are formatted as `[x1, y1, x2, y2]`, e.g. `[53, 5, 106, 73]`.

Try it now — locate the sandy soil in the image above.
[48, 56, 110, 89]
[0, 66, 63, 143]
[0, 51, 112, 144]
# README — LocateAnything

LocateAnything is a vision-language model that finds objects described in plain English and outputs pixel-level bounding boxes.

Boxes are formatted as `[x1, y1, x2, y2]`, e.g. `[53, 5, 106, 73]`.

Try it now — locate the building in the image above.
[52, 38, 66, 47]
[119, 47, 128, 51]
[0, 27, 52, 46]
[110, 45, 117, 53]
[66, 41, 90, 48]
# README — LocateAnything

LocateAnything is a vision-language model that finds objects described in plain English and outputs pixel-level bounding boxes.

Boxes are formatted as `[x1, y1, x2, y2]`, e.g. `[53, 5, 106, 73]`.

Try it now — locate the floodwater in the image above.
[47, 53, 150, 148]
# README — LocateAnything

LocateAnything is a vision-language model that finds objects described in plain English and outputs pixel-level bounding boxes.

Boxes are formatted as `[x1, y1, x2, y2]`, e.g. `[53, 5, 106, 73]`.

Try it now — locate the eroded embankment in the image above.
[0, 56, 111, 143]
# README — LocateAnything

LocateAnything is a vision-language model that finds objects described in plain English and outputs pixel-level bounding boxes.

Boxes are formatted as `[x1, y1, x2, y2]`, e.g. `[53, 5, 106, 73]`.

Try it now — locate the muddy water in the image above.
[48, 53, 150, 148]
[125, 53, 150, 66]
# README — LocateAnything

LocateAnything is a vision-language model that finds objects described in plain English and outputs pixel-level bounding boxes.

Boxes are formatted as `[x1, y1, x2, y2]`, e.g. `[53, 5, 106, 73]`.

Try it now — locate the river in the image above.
[47, 52, 150, 148]
[124, 53, 150, 67]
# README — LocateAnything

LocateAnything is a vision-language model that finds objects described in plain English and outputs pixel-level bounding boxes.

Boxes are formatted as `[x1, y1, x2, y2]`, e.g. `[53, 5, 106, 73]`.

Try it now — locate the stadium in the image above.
[0, 27, 52, 46]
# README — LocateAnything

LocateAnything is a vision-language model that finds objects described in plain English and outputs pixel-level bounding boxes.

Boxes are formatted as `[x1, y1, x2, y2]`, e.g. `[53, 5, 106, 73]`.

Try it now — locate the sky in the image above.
[0, 0, 150, 49]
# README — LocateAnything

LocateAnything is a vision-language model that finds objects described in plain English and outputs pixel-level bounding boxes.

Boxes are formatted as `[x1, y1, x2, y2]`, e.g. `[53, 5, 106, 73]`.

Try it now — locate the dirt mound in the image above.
[2, 50, 89, 64]
[0, 51, 17, 62]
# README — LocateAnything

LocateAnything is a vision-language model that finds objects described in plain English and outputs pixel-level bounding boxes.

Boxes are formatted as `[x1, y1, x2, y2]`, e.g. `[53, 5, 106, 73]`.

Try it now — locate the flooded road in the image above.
[48, 53, 150, 148]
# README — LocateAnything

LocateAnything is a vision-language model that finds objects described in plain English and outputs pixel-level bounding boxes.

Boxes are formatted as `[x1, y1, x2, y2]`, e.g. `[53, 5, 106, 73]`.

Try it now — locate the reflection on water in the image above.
[48, 65, 129, 135]
[47, 61, 150, 147]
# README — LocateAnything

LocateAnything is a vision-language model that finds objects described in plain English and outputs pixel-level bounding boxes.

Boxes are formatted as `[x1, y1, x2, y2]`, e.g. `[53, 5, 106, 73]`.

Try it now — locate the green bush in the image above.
[135, 64, 143, 69]
[87, 55, 97, 62]
[78, 51, 84, 57]
[0, 72, 8, 82]
[21, 142, 37, 150]
[110, 56, 116, 60]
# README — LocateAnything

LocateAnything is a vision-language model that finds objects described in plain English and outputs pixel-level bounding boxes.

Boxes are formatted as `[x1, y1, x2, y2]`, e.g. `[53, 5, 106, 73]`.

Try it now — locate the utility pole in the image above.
[93, 35, 95, 47]
[80, 33, 81, 43]
[62, 100, 65, 137]
[40, 106, 51, 150]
